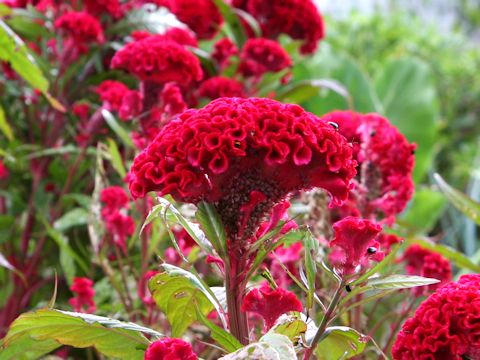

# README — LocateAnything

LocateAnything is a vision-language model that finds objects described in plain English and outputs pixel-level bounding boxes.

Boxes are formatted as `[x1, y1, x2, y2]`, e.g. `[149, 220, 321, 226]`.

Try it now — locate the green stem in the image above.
[304, 281, 345, 360]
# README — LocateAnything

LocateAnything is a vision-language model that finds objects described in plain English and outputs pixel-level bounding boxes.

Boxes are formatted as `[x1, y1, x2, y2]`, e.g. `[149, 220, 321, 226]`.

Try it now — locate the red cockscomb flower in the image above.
[84, 0, 122, 18]
[322, 110, 416, 222]
[199, 77, 245, 100]
[242, 285, 302, 329]
[119, 90, 143, 121]
[239, 38, 291, 77]
[69, 277, 96, 313]
[212, 37, 238, 69]
[131, 27, 198, 47]
[0, 160, 9, 179]
[155, 0, 223, 40]
[111, 37, 202, 84]
[329, 217, 384, 275]
[96, 80, 130, 111]
[128, 97, 356, 241]
[54, 12, 105, 44]
[145, 338, 197, 360]
[393, 274, 480, 360]
[402, 244, 452, 296]
[232, 0, 325, 54]
[100, 186, 130, 215]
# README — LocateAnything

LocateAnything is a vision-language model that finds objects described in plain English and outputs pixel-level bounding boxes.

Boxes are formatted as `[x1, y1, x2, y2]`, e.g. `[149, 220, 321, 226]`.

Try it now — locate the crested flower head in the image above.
[111, 37, 202, 84]
[130, 27, 198, 47]
[84, 0, 122, 18]
[402, 244, 452, 296]
[96, 80, 130, 111]
[322, 110, 416, 222]
[212, 37, 238, 68]
[239, 38, 291, 77]
[128, 97, 356, 241]
[329, 217, 384, 275]
[69, 277, 96, 313]
[145, 337, 198, 360]
[199, 77, 246, 100]
[241, 284, 303, 329]
[393, 274, 480, 360]
[232, 0, 325, 54]
[54, 12, 104, 44]
[156, 0, 223, 39]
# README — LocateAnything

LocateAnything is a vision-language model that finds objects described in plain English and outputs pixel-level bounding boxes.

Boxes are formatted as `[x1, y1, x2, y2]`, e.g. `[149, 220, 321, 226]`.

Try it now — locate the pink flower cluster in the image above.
[145, 337, 198, 360]
[69, 277, 96, 313]
[100, 186, 135, 253]
[393, 274, 480, 359]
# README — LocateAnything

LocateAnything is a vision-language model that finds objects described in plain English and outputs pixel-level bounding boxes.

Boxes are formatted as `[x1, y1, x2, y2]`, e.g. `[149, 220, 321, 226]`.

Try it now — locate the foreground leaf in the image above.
[148, 271, 215, 337]
[219, 333, 296, 360]
[0, 105, 14, 141]
[315, 326, 368, 360]
[365, 274, 440, 290]
[0, 309, 156, 360]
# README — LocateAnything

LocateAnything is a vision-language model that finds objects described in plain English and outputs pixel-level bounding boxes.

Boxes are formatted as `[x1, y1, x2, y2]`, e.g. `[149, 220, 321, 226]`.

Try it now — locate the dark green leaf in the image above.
[102, 110, 134, 148]
[195, 201, 227, 257]
[212, 0, 247, 47]
[315, 326, 368, 360]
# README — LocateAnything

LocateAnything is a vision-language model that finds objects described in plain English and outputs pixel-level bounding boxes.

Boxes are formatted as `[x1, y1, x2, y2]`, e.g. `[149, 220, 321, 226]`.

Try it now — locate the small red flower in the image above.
[329, 217, 383, 275]
[239, 38, 291, 77]
[72, 103, 90, 120]
[130, 27, 198, 47]
[393, 274, 480, 360]
[212, 38, 238, 69]
[0, 160, 9, 180]
[144, 338, 197, 360]
[96, 81, 130, 111]
[69, 277, 96, 313]
[111, 37, 203, 84]
[156, 0, 223, 40]
[54, 12, 105, 44]
[241, 285, 302, 329]
[119, 90, 143, 121]
[232, 0, 325, 54]
[199, 76, 245, 100]
[100, 186, 130, 215]
[402, 244, 452, 296]
[84, 0, 122, 18]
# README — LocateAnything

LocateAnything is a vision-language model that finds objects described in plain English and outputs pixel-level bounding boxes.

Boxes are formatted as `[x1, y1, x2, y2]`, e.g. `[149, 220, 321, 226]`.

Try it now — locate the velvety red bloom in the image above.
[160, 82, 187, 118]
[84, 0, 122, 18]
[0, 160, 9, 179]
[129, 97, 356, 241]
[156, 0, 223, 40]
[54, 12, 104, 44]
[104, 212, 135, 252]
[69, 277, 96, 313]
[239, 38, 291, 77]
[119, 90, 143, 121]
[393, 274, 480, 360]
[72, 103, 90, 120]
[111, 37, 202, 84]
[232, 0, 325, 54]
[322, 110, 416, 222]
[130, 27, 198, 47]
[377, 232, 403, 252]
[145, 338, 197, 360]
[329, 217, 384, 275]
[100, 186, 130, 215]
[402, 244, 452, 296]
[212, 38, 238, 69]
[199, 77, 245, 99]
[241, 285, 302, 329]
[96, 81, 130, 111]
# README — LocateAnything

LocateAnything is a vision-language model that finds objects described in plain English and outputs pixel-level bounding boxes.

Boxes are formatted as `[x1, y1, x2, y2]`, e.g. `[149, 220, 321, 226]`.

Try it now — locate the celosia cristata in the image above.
[199, 77, 246, 100]
[0, 160, 9, 179]
[212, 38, 238, 69]
[153, 0, 223, 40]
[241, 285, 303, 329]
[232, 0, 325, 54]
[239, 38, 291, 78]
[393, 274, 480, 359]
[322, 110, 416, 222]
[54, 12, 105, 44]
[145, 337, 198, 360]
[69, 277, 96, 313]
[84, 0, 122, 18]
[130, 27, 198, 47]
[110, 37, 202, 84]
[402, 244, 452, 296]
[128, 97, 356, 241]
[329, 217, 384, 275]
[96, 81, 130, 111]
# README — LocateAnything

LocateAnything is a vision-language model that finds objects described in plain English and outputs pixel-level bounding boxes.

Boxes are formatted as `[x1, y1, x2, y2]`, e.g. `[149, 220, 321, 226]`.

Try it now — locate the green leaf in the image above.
[375, 58, 439, 182]
[269, 313, 307, 343]
[0, 20, 64, 111]
[195, 306, 242, 353]
[219, 334, 296, 360]
[409, 237, 480, 272]
[0, 105, 14, 141]
[148, 271, 215, 337]
[277, 79, 352, 107]
[102, 110, 134, 148]
[106, 138, 126, 178]
[315, 326, 368, 360]
[398, 187, 448, 234]
[0, 309, 157, 360]
[53, 208, 89, 232]
[434, 173, 480, 225]
[0, 4, 12, 16]
[212, 0, 247, 47]
[0, 251, 26, 285]
[195, 201, 227, 257]
[303, 230, 319, 310]
[365, 274, 440, 290]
